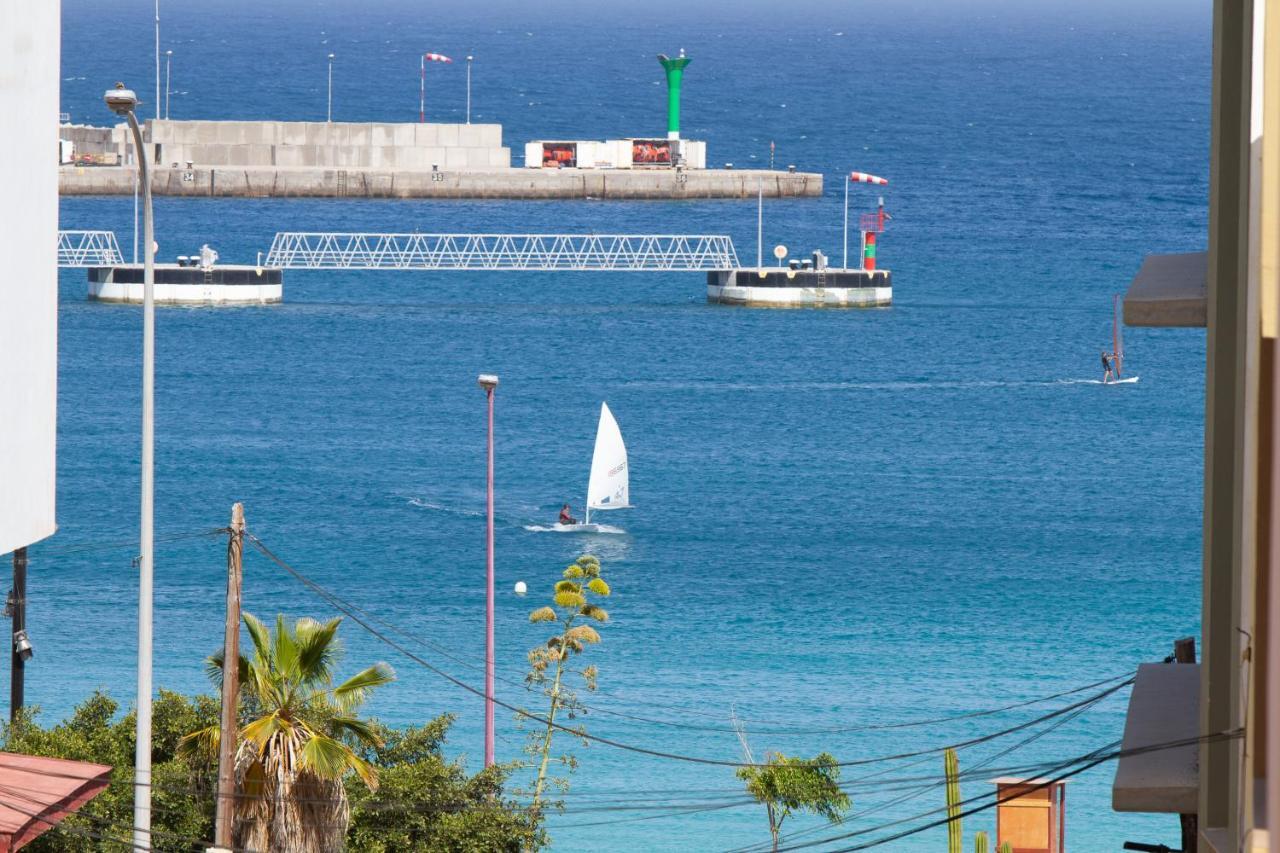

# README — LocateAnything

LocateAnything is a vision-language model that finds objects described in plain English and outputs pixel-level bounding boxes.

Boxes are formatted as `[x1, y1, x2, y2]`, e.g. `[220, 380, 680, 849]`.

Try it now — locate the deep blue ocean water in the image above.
[45, 1, 1210, 849]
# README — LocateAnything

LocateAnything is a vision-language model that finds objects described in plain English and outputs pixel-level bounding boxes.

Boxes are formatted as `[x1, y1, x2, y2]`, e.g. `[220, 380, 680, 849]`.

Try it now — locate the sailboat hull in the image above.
[551, 522, 625, 534]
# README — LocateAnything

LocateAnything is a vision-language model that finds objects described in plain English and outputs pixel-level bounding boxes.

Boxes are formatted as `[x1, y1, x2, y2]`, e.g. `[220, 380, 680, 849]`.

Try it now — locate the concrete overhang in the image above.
[1112, 661, 1199, 814]
[1122, 251, 1207, 328]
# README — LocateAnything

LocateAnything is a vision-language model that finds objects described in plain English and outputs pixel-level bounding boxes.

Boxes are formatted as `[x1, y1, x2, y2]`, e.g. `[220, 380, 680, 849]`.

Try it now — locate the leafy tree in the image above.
[520, 554, 611, 810]
[3, 655, 540, 850]
[346, 715, 544, 852]
[3, 689, 219, 851]
[180, 612, 395, 853]
[736, 752, 851, 852]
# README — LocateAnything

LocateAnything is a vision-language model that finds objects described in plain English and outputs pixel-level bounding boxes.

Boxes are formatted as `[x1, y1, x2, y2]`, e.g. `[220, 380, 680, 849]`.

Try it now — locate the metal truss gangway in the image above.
[264, 232, 740, 271]
[57, 230, 124, 267]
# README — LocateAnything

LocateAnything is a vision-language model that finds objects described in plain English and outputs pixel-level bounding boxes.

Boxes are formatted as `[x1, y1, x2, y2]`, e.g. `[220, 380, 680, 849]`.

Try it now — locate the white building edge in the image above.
[0, 1, 59, 555]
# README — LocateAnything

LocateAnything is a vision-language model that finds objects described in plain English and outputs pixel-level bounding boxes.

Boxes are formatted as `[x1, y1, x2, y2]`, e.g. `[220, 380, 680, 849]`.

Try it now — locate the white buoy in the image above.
[514, 581, 527, 597]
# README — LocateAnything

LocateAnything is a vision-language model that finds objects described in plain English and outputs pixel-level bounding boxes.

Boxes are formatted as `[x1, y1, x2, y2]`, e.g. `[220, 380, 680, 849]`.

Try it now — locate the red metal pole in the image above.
[484, 381, 496, 768]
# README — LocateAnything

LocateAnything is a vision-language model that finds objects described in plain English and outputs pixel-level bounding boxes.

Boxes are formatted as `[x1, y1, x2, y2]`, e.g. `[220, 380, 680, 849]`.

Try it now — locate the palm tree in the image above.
[180, 612, 395, 853]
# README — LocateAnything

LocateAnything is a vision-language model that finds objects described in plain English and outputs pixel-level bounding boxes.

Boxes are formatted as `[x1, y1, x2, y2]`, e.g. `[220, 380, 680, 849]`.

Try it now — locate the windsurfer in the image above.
[1101, 351, 1115, 384]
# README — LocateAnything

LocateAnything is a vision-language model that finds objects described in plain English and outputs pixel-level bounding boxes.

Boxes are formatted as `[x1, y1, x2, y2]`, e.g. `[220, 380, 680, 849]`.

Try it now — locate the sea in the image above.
[48, 1, 1210, 849]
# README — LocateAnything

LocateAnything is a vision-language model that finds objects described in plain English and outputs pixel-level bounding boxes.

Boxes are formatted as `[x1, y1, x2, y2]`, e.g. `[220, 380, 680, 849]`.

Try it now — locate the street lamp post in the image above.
[105, 83, 156, 853]
[154, 1, 161, 120]
[164, 51, 172, 120]
[477, 374, 498, 769]
[327, 53, 335, 122]
[466, 55, 473, 124]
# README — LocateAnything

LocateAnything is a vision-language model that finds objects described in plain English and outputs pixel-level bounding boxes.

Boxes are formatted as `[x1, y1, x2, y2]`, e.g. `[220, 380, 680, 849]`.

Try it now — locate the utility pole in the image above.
[1172, 636, 1196, 853]
[9, 548, 28, 722]
[214, 504, 244, 849]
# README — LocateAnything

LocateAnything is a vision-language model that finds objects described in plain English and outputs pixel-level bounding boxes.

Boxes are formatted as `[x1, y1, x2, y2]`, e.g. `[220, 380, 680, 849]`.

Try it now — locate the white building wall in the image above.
[0, 1, 60, 554]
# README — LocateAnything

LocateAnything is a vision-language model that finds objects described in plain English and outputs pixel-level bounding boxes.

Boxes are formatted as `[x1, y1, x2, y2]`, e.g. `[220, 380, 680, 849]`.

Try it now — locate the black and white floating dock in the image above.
[88, 253, 282, 305]
[706, 267, 891, 308]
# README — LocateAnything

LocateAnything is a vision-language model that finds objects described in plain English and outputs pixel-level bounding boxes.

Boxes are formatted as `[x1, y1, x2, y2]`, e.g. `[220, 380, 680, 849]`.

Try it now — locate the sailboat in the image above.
[1106, 293, 1139, 384]
[558, 402, 631, 533]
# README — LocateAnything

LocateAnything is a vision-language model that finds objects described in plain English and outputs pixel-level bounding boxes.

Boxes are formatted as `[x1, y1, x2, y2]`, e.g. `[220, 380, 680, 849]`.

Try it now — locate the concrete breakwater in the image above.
[59, 119, 821, 199]
[59, 165, 822, 199]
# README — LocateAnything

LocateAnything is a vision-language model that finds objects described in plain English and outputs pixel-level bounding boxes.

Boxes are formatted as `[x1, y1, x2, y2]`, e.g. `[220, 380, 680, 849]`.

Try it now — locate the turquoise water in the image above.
[47, 1, 1209, 849]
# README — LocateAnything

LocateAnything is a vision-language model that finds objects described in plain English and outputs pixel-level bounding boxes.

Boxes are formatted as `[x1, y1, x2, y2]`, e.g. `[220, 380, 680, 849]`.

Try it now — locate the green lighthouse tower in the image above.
[657, 49, 691, 140]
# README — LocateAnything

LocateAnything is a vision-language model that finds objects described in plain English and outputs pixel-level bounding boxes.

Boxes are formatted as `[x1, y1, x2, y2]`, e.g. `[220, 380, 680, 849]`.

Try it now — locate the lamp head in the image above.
[13, 630, 32, 662]
[104, 83, 138, 116]
[477, 374, 499, 391]
[328, 53, 335, 60]
[166, 49, 172, 56]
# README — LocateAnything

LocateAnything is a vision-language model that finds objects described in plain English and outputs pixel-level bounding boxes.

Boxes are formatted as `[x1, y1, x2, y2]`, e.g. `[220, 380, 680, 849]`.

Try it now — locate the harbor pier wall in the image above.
[59, 166, 822, 199]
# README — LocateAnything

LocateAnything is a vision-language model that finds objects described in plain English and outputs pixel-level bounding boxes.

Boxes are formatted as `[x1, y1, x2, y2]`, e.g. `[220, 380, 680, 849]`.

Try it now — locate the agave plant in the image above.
[521, 554, 611, 809]
[180, 612, 395, 853]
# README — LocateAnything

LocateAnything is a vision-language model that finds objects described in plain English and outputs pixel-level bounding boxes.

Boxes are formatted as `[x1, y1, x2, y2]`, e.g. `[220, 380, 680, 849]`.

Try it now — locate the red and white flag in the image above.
[849, 172, 888, 185]
[423, 52, 453, 63]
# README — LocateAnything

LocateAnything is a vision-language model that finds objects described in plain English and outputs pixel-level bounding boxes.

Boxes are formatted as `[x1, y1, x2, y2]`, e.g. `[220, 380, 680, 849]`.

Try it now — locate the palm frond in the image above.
[242, 612, 273, 666]
[329, 715, 383, 748]
[241, 712, 287, 749]
[176, 724, 220, 762]
[298, 733, 379, 790]
[205, 651, 252, 693]
[273, 614, 301, 681]
[295, 617, 342, 685]
[332, 663, 395, 712]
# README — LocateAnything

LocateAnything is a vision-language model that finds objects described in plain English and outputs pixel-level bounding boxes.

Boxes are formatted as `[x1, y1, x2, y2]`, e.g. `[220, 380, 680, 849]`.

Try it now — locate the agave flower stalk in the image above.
[523, 555, 611, 810]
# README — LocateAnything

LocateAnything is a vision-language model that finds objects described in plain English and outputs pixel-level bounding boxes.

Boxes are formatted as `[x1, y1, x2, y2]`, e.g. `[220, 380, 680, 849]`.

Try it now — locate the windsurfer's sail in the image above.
[585, 403, 629, 524]
[1113, 294, 1125, 378]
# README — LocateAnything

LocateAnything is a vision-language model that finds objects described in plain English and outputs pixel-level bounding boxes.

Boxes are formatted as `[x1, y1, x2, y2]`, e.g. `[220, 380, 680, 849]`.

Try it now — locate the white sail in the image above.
[586, 402, 629, 513]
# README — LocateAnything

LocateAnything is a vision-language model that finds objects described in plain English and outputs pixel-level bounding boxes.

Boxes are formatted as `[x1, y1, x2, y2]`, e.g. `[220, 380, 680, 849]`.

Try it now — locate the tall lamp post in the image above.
[154, 1, 161, 120]
[105, 83, 156, 853]
[465, 55, 473, 124]
[327, 53, 335, 122]
[164, 51, 172, 120]
[477, 374, 498, 769]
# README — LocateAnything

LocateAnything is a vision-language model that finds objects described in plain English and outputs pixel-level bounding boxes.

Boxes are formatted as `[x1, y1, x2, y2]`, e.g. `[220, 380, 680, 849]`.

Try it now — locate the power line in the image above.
[725, 681, 1119, 853]
[32, 528, 225, 557]
[770, 729, 1243, 853]
[236, 530, 1135, 736]
[248, 530, 1135, 770]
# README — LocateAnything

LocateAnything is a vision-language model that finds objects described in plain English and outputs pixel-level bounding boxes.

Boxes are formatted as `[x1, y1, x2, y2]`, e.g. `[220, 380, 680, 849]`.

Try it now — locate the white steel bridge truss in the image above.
[57, 230, 124, 267]
[264, 232, 740, 271]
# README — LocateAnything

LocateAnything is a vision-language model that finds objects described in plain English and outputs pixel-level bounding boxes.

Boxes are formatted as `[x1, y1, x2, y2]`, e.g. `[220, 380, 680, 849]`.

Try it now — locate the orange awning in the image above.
[0, 752, 112, 851]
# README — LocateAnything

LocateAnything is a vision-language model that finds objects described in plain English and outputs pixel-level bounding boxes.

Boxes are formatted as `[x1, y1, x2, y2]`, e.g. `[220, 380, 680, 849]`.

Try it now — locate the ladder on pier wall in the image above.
[264, 232, 740, 271]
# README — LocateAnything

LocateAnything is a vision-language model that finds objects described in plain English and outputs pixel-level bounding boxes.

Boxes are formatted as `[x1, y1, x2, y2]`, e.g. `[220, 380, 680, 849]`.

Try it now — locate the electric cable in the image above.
[248, 531, 1137, 769]
[234, 530, 1135, 736]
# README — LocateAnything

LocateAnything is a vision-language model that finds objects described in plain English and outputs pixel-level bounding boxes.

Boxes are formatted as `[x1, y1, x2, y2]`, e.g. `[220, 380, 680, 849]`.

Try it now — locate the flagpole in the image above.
[843, 175, 849, 270]
[419, 54, 425, 123]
